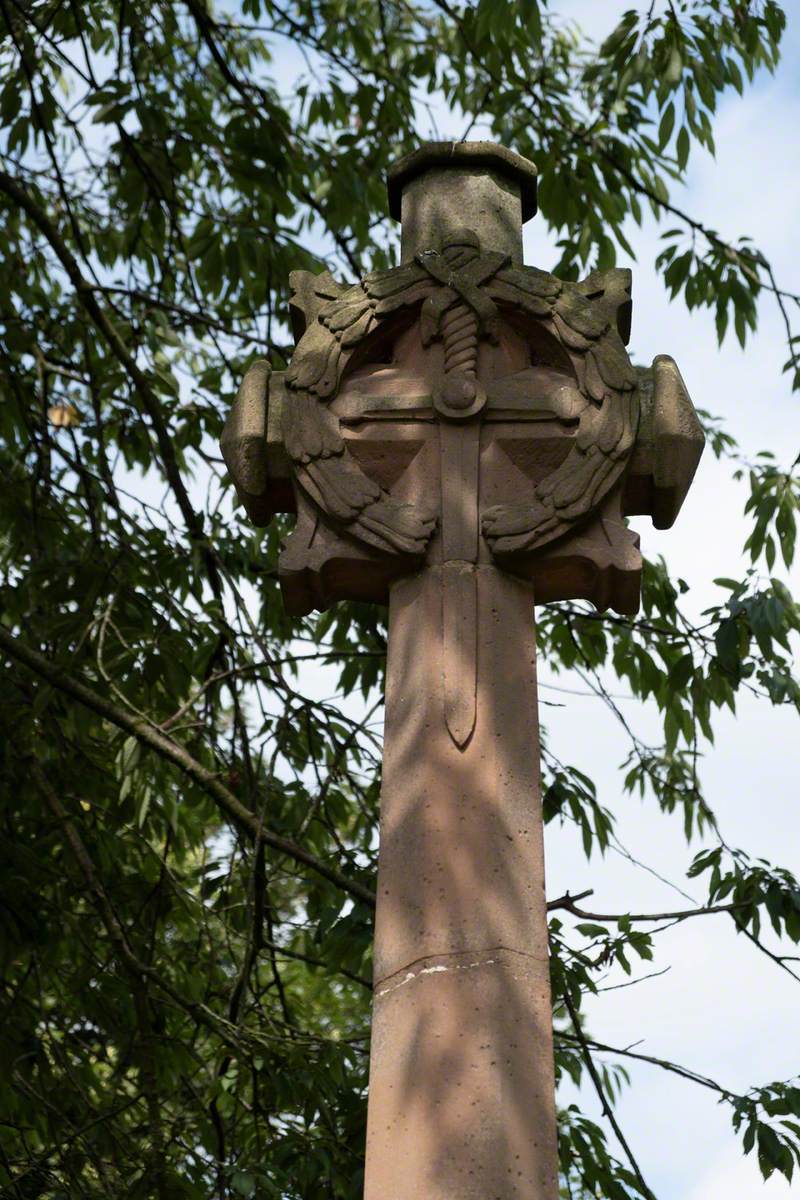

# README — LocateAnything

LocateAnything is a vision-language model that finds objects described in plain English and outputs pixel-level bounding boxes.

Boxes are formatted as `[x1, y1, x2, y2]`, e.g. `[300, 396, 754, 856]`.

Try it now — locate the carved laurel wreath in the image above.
[283, 242, 639, 561]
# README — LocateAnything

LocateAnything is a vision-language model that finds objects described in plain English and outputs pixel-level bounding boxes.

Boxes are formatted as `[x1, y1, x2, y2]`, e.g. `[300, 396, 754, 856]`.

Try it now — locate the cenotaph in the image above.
[221, 141, 704, 1199]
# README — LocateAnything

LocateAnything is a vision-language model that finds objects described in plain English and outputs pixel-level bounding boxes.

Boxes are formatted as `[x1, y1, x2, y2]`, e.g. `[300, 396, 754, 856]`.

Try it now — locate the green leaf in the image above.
[658, 102, 675, 150]
[231, 1171, 256, 1197]
[665, 45, 683, 85]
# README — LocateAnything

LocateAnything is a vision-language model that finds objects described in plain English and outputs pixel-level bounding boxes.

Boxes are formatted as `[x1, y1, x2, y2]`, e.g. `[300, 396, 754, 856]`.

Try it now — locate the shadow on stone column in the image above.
[364, 565, 559, 1200]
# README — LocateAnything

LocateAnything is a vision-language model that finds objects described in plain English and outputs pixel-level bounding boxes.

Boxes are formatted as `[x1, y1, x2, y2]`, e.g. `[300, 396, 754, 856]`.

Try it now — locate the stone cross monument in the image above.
[221, 142, 704, 1199]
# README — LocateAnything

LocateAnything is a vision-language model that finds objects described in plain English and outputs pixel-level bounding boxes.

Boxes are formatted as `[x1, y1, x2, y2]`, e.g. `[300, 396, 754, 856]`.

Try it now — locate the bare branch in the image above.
[561, 988, 657, 1199]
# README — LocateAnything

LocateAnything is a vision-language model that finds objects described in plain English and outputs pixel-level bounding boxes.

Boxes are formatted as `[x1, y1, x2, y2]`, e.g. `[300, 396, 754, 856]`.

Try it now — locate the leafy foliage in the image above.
[0, 1, 798, 1197]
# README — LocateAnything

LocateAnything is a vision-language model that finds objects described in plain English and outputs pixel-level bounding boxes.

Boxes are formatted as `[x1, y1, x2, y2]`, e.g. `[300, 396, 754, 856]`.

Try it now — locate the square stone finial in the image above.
[387, 141, 538, 264]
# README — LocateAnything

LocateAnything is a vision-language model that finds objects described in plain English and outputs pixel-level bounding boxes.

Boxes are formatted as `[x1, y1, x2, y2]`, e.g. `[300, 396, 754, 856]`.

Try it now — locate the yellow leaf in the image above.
[47, 403, 80, 428]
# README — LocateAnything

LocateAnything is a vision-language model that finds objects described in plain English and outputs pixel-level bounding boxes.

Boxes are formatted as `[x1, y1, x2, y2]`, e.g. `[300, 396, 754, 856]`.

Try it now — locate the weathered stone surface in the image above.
[270, 220, 644, 614]
[365, 564, 558, 1199]
[220, 360, 294, 523]
[624, 355, 705, 527]
[288, 268, 345, 341]
[219, 140, 705, 1200]
[366, 948, 557, 1200]
[388, 140, 538, 264]
[375, 567, 545, 978]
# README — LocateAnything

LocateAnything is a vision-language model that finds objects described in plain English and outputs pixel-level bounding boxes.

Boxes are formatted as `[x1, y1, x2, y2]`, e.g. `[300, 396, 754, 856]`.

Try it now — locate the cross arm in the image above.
[623, 355, 705, 528]
[220, 360, 295, 523]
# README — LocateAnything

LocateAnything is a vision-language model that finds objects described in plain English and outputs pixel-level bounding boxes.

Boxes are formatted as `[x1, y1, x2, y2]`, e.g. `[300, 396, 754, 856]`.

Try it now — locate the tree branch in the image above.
[0, 622, 376, 909]
[549, 896, 746, 924]
[561, 988, 657, 1199]
[0, 167, 220, 587]
[555, 1029, 730, 1099]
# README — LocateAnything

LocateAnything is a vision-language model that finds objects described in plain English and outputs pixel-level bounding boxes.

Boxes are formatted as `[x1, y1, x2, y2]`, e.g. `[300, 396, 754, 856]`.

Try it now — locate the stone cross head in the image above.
[222, 140, 704, 624]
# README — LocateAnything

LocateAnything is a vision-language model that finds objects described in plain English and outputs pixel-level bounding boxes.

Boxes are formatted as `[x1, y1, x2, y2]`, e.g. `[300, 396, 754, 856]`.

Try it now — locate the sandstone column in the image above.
[364, 566, 559, 1199]
[220, 139, 705, 1200]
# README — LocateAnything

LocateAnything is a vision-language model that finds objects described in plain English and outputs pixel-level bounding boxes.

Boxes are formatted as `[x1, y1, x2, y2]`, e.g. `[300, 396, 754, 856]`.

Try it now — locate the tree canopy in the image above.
[0, 1, 798, 1197]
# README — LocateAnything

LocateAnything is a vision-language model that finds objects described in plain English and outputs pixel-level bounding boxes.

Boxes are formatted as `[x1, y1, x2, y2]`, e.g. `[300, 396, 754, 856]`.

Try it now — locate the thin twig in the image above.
[561, 988, 657, 1199]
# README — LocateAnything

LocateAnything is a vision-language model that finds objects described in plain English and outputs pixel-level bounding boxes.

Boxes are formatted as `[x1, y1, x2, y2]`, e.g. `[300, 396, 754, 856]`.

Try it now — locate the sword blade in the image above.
[439, 419, 481, 746]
